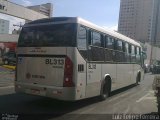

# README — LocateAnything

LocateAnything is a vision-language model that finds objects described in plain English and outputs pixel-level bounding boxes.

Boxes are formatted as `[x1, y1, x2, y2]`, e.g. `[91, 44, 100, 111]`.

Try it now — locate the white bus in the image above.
[15, 17, 144, 101]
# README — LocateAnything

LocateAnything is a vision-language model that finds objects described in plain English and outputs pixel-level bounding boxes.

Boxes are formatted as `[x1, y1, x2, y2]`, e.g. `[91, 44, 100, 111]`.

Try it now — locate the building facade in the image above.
[151, 0, 160, 45]
[27, 3, 53, 18]
[0, 0, 50, 22]
[0, 18, 9, 34]
[118, 0, 157, 44]
[0, 0, 53, 58]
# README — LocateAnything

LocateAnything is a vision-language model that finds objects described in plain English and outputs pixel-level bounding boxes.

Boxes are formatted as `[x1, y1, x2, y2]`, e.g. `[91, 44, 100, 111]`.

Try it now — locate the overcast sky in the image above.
[0, 0, 120, 33]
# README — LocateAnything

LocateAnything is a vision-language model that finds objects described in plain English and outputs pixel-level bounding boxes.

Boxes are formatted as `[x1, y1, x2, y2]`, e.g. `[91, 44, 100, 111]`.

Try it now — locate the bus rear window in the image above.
[18, 23, 77, 47]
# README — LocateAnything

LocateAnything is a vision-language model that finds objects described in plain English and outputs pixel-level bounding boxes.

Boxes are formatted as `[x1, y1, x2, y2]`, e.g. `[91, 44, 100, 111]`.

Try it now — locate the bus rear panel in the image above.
[15, 20, 86, 101]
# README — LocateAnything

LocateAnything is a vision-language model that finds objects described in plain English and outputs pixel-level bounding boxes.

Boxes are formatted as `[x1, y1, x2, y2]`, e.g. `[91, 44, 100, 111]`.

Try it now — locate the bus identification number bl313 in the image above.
[88, 64, 96, 69]
[45, 58, 64, 66]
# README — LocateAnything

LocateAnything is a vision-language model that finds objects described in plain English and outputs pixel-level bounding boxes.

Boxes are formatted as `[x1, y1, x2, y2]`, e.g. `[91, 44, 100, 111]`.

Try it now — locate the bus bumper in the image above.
[15, 82, 78, 101]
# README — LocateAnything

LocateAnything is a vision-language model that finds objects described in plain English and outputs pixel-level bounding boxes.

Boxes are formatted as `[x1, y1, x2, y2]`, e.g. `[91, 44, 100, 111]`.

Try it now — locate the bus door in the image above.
[86, 63, 102, 98]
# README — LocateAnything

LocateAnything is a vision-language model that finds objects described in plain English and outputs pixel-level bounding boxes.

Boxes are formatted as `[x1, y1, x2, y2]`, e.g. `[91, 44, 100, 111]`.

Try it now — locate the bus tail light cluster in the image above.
[63, 56, 74, 87]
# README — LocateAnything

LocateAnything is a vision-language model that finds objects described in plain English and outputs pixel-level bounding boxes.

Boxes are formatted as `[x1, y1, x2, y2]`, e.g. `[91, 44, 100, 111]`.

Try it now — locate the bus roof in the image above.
[25, 17, 141, 47]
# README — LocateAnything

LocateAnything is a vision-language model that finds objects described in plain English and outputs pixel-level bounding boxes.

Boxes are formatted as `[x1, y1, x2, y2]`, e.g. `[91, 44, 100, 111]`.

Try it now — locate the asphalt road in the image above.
[0, 67, 158, 120]
[0, 66, 14, 96]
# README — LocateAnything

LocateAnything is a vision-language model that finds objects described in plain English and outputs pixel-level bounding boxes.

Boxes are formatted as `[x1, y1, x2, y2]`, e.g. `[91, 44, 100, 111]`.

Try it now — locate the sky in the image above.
[0, 0, 120, 33]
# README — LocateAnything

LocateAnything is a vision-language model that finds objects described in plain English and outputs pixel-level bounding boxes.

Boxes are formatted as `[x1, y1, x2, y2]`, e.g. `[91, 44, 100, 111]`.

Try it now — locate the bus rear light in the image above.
[53, 90, 62, 95]
[63, 56, 74, 87]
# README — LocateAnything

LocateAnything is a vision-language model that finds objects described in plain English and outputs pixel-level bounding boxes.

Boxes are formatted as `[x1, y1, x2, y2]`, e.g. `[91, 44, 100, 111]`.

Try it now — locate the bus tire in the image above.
[158, 103, 160, 114]
[158, 96, 160, 114]
[136, 73, 141, 85]
[100, 78, 111, 100]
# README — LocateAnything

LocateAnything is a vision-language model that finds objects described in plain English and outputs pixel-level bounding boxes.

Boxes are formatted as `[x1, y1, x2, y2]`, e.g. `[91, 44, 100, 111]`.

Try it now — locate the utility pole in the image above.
[12, 22, 23, 34]
[13, 22, 23, 29]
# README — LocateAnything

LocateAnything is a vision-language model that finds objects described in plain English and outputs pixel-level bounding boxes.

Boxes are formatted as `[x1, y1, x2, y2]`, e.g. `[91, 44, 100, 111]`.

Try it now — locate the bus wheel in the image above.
[136, 73, 141, 85]
[100, 80, 110, 100]
[158, 103, 160, 114]
[157, 89, 160, 114]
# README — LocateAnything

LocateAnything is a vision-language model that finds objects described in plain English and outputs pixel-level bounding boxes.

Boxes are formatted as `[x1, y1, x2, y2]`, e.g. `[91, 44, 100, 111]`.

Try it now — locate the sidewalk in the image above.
[0, 66, 14, 95]
[0, 58, 16, 70]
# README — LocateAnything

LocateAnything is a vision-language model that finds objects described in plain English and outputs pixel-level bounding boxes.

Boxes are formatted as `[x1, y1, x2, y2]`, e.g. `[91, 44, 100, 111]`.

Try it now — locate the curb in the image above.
[2, 65, 16, 70]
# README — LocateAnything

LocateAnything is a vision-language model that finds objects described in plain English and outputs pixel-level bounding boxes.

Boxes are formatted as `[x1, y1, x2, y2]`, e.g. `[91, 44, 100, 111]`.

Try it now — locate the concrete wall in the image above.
[0, 34, 19, 42]
[152, 46, 160, 61]
[144, 43, 160, 64]
[144, 43, 152, 64]
[0, 0, 48, 21]
[28, 3, 53, 17]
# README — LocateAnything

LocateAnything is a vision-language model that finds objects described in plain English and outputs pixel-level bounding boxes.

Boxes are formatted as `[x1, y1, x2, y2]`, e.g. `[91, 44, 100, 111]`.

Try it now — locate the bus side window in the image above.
[136, 46, 141, 64]
[105, 36, 114, 49]
[139, 48, 144, 66]
[88, 30, 92, 45]
[115, 40, 124, 62]
[122, 42, 126, 52]
[77, 26, 87, 59]
[131, 45, 136, 63]
[92, 31, 101, 47]
[101, 35, 105, 48]
[116, 40, 123, 51]
[88, 30, 105, 61]
[104, 35, 114, 61]
[127, 43, 131, 63]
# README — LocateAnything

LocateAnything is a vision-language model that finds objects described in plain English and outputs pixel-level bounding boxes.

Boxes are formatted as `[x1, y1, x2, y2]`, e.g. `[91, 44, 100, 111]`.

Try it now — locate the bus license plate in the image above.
[25, 89, 46, 96]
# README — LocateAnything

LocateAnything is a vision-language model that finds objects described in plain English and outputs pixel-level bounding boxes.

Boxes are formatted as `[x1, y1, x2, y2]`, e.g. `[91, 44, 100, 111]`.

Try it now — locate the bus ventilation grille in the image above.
[78, 64, 84, 72]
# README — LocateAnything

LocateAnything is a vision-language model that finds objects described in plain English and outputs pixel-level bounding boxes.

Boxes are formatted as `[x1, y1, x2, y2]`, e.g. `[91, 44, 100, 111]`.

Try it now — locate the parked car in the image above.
[144, 64, 150, 73]
[2, 52, 16, 65]
[151, 61, 160, 74]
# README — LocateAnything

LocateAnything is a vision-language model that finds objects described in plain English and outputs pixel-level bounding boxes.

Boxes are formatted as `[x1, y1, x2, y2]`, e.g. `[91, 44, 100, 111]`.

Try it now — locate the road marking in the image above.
[136, 93, 150, 103]
[124, 105, 130, 114]
[149, 90, 154, 94]
[144, 97, 156, 100]
[0, 86, 14, 89]
[79, 107, 95, 114]
[108, 91, 132, 102]
[136, 92, 156, 103]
